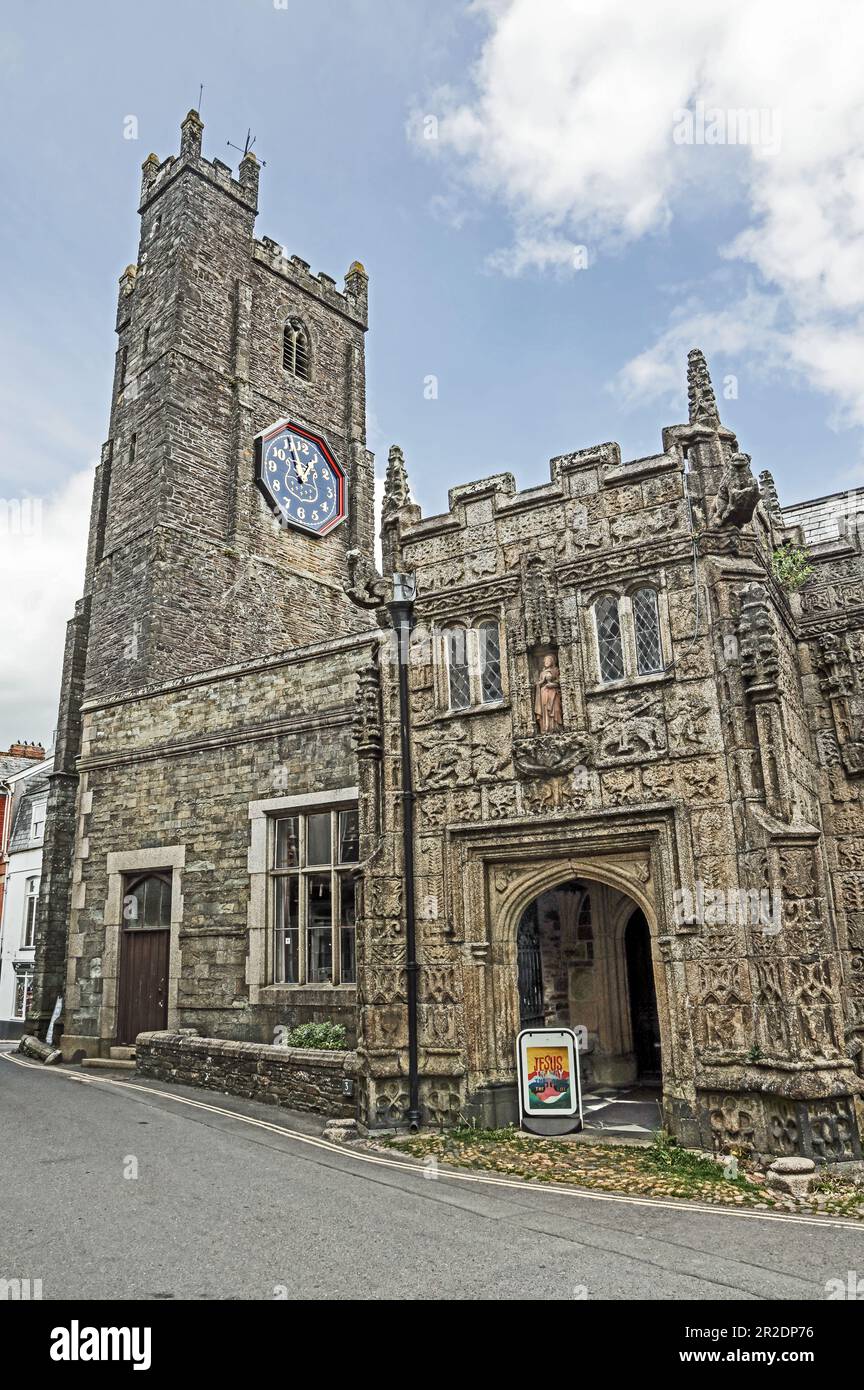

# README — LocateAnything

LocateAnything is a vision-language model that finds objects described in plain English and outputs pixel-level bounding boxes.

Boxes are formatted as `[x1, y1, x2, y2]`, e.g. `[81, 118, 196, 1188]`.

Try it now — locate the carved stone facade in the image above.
[30, 115, 864, 1160]
[358, 348, 864, 1159]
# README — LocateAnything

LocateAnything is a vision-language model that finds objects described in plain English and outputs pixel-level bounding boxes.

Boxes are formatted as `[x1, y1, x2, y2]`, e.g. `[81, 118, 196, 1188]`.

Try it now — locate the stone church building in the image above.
[29, 112, 864, 1159]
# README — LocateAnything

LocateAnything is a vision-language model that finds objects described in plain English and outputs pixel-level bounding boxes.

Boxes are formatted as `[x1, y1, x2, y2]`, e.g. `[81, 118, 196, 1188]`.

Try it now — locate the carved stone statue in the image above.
[344, 549, 389, 611]
[713, 452, 760, 529]
[534, 653, 564, 733]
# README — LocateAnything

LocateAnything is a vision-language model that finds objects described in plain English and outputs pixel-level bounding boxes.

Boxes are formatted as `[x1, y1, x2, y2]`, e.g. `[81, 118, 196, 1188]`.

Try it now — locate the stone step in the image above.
[109, 1046, 136, 1061]
[81, 1057, 136, 1071]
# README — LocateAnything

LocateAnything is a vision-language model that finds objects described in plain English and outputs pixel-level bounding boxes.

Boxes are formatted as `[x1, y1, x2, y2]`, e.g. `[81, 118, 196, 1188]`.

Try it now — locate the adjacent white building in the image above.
[0, 755, 52, 1038]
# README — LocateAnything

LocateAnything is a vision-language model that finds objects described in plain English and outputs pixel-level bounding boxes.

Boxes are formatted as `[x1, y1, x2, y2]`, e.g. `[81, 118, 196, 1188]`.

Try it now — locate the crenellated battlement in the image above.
[138, 109, 259, 215]
[397, 439, 683, 542]
[130, 111, 368, 330]
[254, 239, 368, 328]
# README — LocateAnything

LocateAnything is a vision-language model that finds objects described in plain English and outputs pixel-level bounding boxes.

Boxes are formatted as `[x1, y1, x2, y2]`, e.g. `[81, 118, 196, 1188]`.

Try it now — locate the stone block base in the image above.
[463, 1083, 519, 1130]
[135, 1031, 357, 1119]
[697, 1089, 863, 1163]
[60, 1033, 107, 1062]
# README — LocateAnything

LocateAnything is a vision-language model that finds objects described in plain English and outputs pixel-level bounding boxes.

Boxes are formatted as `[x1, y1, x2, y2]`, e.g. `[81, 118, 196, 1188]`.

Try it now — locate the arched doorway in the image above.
[514, 878, 662, 1090]
[116, 871, 171, 1045]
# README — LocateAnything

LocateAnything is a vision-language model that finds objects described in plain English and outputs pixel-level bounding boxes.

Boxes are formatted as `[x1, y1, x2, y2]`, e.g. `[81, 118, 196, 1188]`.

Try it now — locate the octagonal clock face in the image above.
[253, 419, 347, 536]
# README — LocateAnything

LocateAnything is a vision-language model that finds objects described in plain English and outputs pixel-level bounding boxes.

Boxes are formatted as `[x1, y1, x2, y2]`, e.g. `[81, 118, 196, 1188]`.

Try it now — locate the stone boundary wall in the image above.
[135, 1031, 357, 1118]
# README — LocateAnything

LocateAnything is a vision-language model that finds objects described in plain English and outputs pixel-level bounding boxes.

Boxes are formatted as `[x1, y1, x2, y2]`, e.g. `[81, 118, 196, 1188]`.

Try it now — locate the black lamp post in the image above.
[387, 572, 421, 1130]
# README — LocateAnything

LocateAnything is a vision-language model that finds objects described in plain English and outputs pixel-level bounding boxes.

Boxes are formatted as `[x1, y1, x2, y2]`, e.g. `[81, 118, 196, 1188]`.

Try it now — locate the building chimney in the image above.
[4, 741, 45, 761]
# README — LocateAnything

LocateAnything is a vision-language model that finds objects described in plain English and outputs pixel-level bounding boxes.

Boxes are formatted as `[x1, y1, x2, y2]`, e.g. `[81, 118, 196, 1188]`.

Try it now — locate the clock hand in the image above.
[287, 437, 308, 481]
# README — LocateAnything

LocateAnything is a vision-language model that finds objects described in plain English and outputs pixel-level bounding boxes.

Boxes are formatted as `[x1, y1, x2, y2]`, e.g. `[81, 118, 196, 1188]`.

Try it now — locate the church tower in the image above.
[86, 109, 374, 701]
[29, 112, 377, 1036]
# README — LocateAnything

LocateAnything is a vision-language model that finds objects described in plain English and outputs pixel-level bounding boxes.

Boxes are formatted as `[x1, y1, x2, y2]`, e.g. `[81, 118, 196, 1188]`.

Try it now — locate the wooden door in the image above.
[116, 928, 169, 1045]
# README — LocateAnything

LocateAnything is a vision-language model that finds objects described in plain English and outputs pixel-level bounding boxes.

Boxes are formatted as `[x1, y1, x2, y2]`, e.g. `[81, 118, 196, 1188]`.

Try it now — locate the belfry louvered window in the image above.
[594, 594, 625, 683]
[633, 586, 663, 674]
[282, 318, 311, 380]
[445, 627, 472, 711]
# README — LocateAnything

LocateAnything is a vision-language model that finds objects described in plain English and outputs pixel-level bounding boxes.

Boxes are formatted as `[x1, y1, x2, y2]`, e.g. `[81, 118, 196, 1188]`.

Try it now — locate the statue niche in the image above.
[532, 647, 564, 734]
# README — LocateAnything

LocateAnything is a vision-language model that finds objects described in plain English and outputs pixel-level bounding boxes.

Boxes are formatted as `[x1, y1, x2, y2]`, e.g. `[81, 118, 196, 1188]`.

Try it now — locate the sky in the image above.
[2, 0, 864, 747]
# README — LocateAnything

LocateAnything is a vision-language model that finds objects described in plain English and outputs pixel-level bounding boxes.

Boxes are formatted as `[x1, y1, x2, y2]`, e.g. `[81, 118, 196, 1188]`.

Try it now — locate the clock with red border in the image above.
[254, 418, 347, 536]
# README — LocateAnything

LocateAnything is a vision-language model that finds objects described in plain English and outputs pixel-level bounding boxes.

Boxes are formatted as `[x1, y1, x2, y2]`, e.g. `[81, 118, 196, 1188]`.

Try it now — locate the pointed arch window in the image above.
[123, 872, 172, 928]
[594, 594, 625, 683]
[282, 318, 311, 380]
[633, 586, 663, 674]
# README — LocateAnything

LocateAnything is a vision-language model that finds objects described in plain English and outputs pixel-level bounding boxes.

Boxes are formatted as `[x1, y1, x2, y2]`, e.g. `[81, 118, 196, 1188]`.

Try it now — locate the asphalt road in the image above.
[1, 1046, 861, 1301]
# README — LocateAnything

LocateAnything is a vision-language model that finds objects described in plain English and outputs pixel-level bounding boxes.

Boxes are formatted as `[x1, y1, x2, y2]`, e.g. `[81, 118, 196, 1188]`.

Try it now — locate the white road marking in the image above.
[2, 1051, 862, 1232]
[589, 1122, 654, 1134]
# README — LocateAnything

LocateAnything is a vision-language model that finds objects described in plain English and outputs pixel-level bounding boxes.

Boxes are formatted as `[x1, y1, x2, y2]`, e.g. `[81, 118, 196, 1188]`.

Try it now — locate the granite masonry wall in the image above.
[355, 362, 864, 1158]
[59, 631, 375, 1059]
[136, 1030, 357, 1118]
[29, 108, 864, 1156]
[30, 109, 378, 1041]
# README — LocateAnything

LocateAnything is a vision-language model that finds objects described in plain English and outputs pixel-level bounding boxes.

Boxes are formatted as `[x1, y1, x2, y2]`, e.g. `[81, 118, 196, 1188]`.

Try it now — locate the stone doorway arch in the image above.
[451, 815, 691, 1131]
[513, 877, 664, 1090]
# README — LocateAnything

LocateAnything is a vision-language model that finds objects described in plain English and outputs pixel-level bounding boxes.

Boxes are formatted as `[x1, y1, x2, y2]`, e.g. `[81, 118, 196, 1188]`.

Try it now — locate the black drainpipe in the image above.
[388, 573, 421, 1130]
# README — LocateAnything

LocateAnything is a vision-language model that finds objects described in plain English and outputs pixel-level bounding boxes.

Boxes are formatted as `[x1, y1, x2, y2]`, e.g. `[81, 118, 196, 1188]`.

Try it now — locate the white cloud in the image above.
[0, 467, 93, 747]
[486, 234, 589, 277]
[614, 288, 781, 412]
[422, 0, 864, 428]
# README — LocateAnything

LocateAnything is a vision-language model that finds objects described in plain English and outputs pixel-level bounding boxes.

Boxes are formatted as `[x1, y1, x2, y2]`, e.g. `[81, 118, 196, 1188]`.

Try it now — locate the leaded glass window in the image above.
[594, 594, 625, 682]
[478, 620, 504, 704]
[445, 627, 471, 710]
[633, 587, 663, 674]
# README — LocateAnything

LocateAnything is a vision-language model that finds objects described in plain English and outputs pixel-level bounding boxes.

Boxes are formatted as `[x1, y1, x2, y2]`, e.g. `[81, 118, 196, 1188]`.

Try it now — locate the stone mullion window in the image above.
[478, 619, 504, 704]
[441, 620, 505, 712]
[444, 626, 472, 710]
[591, 585, 666, 685]
[271, 807, 358, 987]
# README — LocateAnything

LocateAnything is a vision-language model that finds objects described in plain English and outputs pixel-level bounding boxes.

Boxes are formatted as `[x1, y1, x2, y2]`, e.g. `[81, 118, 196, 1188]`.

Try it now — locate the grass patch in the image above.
[377, 1125, 864, 1217]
